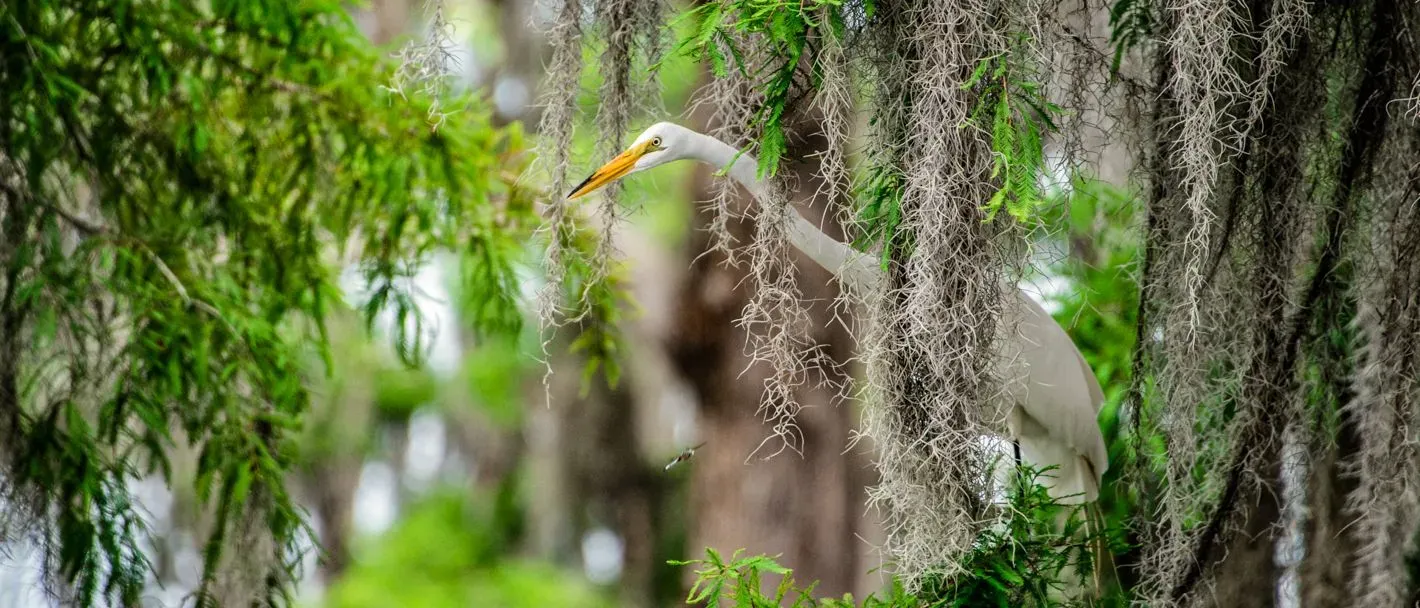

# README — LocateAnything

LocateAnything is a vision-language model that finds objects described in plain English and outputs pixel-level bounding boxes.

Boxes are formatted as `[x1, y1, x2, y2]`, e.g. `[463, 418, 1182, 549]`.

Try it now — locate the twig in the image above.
[1061, 28, 1154, 94]
[132, 242, 242, 335]
[35, 199, 106, 236]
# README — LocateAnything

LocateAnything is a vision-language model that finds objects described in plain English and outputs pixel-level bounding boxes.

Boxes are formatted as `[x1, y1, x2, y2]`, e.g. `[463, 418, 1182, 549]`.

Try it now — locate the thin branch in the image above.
[34, 198, 106, 236]
[1062, 28, 1155, 94]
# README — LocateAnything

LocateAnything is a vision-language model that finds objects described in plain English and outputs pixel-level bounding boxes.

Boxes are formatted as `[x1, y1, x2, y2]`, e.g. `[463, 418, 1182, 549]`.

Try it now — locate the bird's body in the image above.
[997, 288, 1108, 504]
[568, 122, 1107, 505]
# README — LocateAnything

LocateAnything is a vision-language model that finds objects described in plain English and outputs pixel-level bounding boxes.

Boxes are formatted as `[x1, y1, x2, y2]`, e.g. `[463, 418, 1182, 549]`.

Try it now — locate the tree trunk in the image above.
[1206, 456, 1282, 607]
[308, 457, 363, 582]
[1301, 417, 1359, 607]
[356, 0, 412, 47]
[548, 343, 670, 605]
[486, 0, 550, 124]
[531, 323, 672, 607]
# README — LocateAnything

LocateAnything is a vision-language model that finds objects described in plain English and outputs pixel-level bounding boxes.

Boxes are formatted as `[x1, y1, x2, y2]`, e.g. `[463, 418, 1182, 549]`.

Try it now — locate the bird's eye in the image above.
[651, 136, 663, 148]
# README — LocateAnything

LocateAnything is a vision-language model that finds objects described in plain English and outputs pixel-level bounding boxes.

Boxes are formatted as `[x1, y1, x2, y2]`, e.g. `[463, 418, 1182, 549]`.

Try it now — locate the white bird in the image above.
[566, 122, 1108, 507]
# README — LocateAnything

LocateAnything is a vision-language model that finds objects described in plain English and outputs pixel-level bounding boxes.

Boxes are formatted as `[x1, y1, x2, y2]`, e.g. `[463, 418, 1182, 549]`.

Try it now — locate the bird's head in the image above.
[566, 122, 689, 199]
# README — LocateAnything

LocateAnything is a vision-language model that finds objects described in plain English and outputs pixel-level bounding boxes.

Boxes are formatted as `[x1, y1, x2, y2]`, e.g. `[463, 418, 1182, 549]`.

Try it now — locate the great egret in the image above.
[567, 122, 1108, 506]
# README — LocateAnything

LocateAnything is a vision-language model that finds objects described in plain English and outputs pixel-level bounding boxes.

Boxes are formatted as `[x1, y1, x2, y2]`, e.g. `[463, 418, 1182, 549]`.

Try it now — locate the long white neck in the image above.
[687, 131, 883, 297]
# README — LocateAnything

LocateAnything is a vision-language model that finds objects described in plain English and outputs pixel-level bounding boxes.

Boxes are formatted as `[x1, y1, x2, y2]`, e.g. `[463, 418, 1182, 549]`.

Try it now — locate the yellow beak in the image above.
[566, 141, 652, 199]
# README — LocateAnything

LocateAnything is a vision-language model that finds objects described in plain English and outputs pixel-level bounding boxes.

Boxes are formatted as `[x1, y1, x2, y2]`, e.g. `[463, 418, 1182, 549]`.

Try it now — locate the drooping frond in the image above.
[532, 0, 587, 360]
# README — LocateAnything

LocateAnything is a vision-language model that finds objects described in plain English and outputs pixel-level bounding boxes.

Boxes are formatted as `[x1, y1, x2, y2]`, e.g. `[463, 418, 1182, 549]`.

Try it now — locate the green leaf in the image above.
[229, 463, 255, 511]
[34, 307, 57, 342]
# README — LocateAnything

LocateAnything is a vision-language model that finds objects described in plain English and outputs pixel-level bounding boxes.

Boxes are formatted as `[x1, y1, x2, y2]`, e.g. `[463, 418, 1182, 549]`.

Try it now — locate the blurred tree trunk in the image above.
[294, 313, 381, 583]
[1301, 417, 1359, 607]
[666, 74, 875, 599]
[531, 328, 669, 608]
[307, 457, 363, 581]
[525, 368, 579, 564]
[357, 0, 412, 47]
[1206, 457, 1282, 607]
[486, 0, 549, 124]
[1299, 266, 1360, 607]
[579, 377, 664, 608]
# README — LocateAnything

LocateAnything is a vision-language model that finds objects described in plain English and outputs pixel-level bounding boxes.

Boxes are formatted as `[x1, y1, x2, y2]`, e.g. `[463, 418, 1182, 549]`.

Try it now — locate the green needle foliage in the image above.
[963, 39, 1062, 224]
[674, 0, 847, 179]
[925, 467, 1107, 607]
[1107, 0, 1154, 71]
[559, 218, 628, 394]
[0, 0, 544, 604]
[853, 162, 908, 270]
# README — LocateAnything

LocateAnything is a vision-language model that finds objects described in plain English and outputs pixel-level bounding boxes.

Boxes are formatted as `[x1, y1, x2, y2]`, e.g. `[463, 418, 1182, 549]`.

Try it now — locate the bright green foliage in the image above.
[1037, 180, 1141, 421]
[853, 161, 908, 270]
[920, 466, 1104, 607]
[461, 334, 534, 429]
[674, 0, 847, 178]
[673, 548, 908, 607]
[853, 45, 1061, 269]
[676, 549, 803, 606]
[569, 277, 625, 395]
[373, 366, 438, 420]
[963, 40, 1062, 224]
[324, 489, 613, 608]
[0, 0, 541, 604]
[446, 246, 543, 426]
[297, 312, 382, 463]
[674, 467, 1111, 607]
[558, 219, 629, 394]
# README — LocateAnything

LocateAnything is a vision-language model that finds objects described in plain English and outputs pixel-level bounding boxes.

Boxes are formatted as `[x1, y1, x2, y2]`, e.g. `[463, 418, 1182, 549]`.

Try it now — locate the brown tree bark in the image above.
[666, 80, 876, 600]
[1206, 459, 1282, 607]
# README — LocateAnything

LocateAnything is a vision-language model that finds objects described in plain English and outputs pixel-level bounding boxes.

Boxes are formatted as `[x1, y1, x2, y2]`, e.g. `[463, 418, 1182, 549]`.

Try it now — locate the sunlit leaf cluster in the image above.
[325, 490, 612, 608]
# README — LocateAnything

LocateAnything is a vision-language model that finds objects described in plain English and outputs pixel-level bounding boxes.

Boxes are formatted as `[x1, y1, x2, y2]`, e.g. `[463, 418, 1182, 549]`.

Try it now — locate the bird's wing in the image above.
[1073, 341, 1106, 414]
[997, 290, 1109, 479]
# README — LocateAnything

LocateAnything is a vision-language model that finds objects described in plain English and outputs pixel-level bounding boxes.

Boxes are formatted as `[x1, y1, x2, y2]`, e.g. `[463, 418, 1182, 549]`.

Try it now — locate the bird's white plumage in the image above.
[584, 122, 1108, 503]
[997, 290, 1108, 503]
